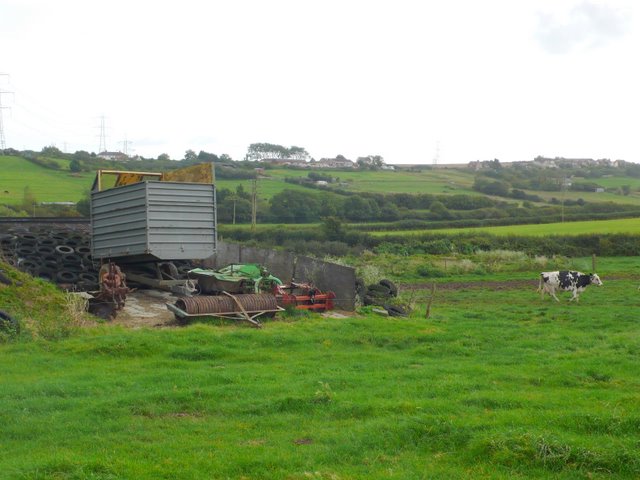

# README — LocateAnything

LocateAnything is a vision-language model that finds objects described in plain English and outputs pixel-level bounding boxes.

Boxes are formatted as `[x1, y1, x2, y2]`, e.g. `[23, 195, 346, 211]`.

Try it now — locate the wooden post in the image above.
[425, 282, 436, 319]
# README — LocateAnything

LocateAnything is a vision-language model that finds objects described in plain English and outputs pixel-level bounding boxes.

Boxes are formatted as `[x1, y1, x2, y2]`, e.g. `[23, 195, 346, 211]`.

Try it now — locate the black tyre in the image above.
[36, 245, 55, 255]
[60, 263, 83, 273]
[18, 259, 39, 272]
[55, 245, 75, 255]
[366, 284, 392, 296]
[384, 304, 407, 317]
[38, 238, 56, 246]
[43, 260, 59, 270]
[36, 268, 56, 282]
[379, 279, 398, 297]
[56, 270, 79, 284]
[79, 272, 98, 283]
[17, 247, 36, 257]
[363, 295, 379, 306]
[0, 310, 20, 335]
[63, 254, 83, 265]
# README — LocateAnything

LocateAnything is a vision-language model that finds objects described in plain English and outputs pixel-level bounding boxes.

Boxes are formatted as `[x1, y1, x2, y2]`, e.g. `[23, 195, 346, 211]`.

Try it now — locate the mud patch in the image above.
[112, 289, 180, 328]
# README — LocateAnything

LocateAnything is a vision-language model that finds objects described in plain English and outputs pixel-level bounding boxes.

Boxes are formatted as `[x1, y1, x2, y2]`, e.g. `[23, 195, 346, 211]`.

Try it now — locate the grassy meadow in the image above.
[369, 217, 640, 238]
[2, 257, 640, 479]
[0, 155, 93, 205]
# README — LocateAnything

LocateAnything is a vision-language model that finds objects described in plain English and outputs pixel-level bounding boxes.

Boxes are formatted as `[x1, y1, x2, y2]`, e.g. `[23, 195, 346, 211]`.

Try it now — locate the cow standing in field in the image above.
[539, 271, 603, 302]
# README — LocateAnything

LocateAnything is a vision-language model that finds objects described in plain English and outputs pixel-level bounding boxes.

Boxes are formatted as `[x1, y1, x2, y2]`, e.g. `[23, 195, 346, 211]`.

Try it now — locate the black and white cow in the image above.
[538, 271, 603, 302]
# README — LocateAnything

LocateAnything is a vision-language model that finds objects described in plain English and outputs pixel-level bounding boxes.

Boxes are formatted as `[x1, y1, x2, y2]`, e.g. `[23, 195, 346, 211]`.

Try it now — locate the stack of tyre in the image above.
[0, 227, 99, 291]
[356, 278, 407, 317]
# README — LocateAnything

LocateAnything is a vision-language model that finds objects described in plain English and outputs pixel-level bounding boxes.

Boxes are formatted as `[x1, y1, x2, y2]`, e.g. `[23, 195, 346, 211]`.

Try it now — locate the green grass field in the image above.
[369, 217, 640, 237]
[215, 168, 480, 202]
[2, 258, 640, 478]
[0, 155, 93, 205]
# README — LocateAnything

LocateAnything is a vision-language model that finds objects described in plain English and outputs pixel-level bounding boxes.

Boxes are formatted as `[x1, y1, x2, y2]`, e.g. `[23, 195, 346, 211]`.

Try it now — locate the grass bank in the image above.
[1, 266, 639, 478]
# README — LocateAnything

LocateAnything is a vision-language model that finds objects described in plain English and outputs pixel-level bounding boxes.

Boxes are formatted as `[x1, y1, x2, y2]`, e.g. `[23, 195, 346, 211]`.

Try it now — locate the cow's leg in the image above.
[569, 290, 578, 302]
[550, 288, 560, 302]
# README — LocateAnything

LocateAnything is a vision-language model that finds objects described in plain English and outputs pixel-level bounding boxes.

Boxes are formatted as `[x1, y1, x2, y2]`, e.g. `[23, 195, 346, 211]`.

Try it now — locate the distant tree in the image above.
[235, 184, 251, 200]
[356, 155, 384, 170]
[246, 143, 309, 162]
[21, 186, 37, 213]
[219, 153, 233, 163]
[69, 159, 82, 172]
[287, 146, 310, 161]
[342, 196, 380, 221]
[268, 190, 320, 223]
[73, 150, 93, 162]
[198, 150, 220, 163]
[218, 196, 252, 223]
[184, 149, 197, 162]
[157, 153, 170, 161]
[321, 216, 344, 241]
[380, 203, 400, 221]
[75, 190, 91, 217]
[429, 201, 450, 220]
[41, 145, 64, 158]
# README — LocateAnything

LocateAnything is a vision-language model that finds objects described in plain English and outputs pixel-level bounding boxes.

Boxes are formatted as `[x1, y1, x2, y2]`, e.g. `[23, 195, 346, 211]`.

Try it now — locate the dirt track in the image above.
[401, 279, 539, 291]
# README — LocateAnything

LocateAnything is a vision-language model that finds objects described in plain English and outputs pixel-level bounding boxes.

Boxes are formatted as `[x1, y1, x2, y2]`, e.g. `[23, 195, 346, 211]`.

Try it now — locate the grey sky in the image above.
[536, 1, 631, 54]
[0, 0, 638, 164]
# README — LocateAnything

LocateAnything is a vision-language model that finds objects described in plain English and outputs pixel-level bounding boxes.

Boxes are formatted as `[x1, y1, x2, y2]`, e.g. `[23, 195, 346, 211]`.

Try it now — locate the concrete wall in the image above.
[204, 241, 356, 310]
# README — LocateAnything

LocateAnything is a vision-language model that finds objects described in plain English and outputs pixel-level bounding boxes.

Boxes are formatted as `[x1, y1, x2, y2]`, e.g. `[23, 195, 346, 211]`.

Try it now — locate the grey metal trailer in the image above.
[90, 180, 217, 290]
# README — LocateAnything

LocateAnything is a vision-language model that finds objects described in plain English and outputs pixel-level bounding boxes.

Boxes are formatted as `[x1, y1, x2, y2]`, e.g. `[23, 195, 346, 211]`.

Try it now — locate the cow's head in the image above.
[590, 273, 603, 286]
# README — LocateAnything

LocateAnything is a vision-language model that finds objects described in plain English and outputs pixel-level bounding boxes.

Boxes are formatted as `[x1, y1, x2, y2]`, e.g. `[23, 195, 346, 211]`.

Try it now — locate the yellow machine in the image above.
[91, 162, 216, 192]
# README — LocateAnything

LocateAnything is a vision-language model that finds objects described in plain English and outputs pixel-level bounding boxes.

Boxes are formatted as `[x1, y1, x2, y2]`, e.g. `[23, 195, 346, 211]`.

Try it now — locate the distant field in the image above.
[0, 156, 93, 205]
[216, 168, 479, 200]
[369, 217, 640, 237]
[576, 175, 640, 189]
[265, 167, 479, 195]
[523, 187, 640, 206]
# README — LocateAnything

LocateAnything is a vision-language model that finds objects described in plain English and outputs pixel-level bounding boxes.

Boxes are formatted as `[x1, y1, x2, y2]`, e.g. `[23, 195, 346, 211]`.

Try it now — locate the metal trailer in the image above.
[90, 180, 217, 290]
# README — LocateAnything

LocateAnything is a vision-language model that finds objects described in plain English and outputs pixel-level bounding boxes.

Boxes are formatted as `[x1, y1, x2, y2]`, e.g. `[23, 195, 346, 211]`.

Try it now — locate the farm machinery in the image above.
[88, 165, 336, 325]
[167, 263, 336, 327]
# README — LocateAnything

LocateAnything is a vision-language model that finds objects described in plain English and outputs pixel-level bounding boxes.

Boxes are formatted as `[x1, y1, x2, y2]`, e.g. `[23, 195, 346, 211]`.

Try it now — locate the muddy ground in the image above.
[111, 289, 180, 328]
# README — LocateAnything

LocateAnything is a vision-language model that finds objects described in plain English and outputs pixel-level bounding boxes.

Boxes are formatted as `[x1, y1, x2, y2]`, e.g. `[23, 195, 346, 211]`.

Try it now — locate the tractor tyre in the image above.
[384, 304, 407, 317]
[0, 310, 20, 335]
[379, 279, 398, 297]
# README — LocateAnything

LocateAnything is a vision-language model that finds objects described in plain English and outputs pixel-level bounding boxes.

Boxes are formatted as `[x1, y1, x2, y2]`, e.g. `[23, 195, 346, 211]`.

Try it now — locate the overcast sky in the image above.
[1, 0, 637, 164]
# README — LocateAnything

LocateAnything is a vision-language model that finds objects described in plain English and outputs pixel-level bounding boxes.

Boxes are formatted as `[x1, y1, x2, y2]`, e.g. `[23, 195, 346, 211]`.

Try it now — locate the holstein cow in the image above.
[538, 271, 603, 302]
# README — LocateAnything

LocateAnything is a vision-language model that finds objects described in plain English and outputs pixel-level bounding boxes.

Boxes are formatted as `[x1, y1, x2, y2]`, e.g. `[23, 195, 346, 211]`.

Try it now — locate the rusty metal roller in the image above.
[176, 294, 277, 315]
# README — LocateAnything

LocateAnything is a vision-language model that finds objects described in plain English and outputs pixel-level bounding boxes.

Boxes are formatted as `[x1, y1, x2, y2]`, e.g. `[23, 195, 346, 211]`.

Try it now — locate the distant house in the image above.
[263, 158, 309, 167]
[315, 157, 355, 169]
[98, 151, 128, 161]
[595, 188, 605, 193]
[315, 180, 329, 186]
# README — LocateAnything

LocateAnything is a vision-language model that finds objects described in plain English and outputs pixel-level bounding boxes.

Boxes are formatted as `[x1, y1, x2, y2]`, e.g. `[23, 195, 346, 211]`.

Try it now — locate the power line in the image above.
[98, 115, 107, 153]
[121, 134, 132, 156]
[433, 139, 440, 166]
[0, 73, 13, 150]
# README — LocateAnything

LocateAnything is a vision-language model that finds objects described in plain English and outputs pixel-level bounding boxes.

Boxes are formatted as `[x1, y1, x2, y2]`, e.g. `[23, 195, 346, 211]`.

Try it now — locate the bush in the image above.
[416, 264, 446, 278]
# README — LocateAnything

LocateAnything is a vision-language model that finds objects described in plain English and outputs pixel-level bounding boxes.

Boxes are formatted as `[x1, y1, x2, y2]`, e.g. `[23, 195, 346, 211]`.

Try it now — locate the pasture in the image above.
[369, 217, 640, 238]
[215, 167, 479, 200]
[0, 155, 92, 205]
[2, 256, 640, 479]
